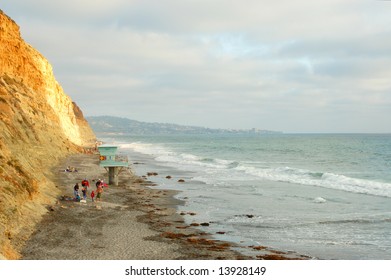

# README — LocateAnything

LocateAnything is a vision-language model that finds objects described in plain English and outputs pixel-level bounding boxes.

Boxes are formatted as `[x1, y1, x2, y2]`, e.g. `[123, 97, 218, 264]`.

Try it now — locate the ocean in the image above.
[100, 133, 391, 259]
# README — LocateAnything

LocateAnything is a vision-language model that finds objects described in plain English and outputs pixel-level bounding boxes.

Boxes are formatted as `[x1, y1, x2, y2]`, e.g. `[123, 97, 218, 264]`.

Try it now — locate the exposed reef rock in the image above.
[0, 9, 96, 259]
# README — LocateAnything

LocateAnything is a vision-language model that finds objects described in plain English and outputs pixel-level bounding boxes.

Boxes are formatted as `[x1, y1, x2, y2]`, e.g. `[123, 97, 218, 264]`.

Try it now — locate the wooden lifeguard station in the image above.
[97, 144, 128, 186]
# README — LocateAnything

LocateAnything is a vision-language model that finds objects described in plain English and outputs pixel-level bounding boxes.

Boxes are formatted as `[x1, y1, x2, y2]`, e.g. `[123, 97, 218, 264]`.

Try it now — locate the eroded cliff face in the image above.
[0, 10, 96, 259]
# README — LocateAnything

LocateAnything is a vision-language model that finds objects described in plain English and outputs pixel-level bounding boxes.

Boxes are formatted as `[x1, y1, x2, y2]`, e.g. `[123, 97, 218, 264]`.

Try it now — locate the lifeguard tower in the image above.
[97, 144, 128, 186]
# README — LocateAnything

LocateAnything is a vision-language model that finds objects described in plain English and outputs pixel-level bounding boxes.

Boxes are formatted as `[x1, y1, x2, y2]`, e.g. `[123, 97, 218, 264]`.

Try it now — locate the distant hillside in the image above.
[87, 116, 281, 135]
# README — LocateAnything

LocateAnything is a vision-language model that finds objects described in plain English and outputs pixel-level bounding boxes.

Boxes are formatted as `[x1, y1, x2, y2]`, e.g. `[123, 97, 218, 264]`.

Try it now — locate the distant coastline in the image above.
[87, 116, 282, 135]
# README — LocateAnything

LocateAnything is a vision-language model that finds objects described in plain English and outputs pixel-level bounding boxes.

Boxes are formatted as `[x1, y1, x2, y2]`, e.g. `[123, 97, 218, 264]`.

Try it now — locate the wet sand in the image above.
[21, 153, 300, 260]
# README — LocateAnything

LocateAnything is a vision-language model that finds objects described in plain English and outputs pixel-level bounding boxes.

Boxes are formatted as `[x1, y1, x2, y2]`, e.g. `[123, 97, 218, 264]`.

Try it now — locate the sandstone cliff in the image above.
[0, 10, 96, 259]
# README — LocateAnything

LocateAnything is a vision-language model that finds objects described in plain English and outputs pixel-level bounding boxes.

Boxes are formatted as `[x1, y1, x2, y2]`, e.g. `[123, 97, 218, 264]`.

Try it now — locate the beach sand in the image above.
[21, 153, 299, 260]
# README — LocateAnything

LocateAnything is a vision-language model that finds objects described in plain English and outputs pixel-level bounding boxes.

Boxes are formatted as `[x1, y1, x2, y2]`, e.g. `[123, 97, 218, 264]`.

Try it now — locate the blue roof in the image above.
[98, 144, 118, 148]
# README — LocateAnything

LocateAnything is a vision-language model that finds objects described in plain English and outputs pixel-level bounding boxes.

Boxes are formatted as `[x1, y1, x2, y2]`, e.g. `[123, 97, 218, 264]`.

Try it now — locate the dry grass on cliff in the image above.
[1, 10, 96, 259]
[0, 75, 88, 259]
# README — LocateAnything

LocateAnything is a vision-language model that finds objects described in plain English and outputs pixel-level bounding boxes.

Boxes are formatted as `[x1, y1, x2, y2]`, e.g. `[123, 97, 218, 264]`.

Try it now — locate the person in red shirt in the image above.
[90, 190, 95, 202]
[81, 178, 90, 188]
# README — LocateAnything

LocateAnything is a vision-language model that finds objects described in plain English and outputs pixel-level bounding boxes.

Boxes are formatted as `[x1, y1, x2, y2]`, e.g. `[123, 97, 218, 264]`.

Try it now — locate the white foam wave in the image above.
[119, 142, 173, 157]
[120, 141, 239, 172]
[118, 141, 391, 198]
[235, 164, 391, 198]
[314, 197, 327, 203]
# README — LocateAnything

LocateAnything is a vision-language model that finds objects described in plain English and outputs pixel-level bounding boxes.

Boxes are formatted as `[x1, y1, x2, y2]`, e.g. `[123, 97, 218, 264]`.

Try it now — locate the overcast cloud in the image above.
[2, 0, 391, 132]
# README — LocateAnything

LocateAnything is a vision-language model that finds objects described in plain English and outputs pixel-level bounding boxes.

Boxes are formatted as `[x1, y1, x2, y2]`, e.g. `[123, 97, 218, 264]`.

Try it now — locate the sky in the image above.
[2, 0, 391, 133]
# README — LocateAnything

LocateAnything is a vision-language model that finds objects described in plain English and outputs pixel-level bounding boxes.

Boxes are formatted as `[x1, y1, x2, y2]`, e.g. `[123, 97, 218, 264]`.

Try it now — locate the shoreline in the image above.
[21, 153, 305, 260]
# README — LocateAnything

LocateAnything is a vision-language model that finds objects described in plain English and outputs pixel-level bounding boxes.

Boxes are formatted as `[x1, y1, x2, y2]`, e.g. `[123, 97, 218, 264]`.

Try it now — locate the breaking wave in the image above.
[118, 141, 391, 198]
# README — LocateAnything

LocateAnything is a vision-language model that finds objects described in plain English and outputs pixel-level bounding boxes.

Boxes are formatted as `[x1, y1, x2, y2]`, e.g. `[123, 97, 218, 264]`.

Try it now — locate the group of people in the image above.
[65, 166, 78, 172]
[73, 178, 105, 202]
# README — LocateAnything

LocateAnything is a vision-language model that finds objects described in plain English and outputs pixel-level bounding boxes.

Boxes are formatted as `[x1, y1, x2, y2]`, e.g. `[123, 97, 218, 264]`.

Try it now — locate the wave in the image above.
[119, 141, 240, 170]
[118, 141, 391, 198]
[225, 214, 391, 229]
[235, 165, 391, 198]
[319, 218, 391, 225]
[118, 142, 172, 157]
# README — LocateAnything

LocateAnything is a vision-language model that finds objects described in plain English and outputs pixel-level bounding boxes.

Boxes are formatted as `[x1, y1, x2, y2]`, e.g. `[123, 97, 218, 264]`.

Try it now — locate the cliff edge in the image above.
[0, 10, 96, 259]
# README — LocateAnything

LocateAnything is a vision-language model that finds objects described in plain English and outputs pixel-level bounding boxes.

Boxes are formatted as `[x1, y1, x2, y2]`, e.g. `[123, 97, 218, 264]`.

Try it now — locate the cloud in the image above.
[2, 0, 391, 132]
[4, 0, 129, 23]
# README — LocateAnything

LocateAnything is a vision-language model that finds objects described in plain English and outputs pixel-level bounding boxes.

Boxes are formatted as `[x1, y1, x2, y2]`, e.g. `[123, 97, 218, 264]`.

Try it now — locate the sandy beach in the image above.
[21, 153, 300, 260]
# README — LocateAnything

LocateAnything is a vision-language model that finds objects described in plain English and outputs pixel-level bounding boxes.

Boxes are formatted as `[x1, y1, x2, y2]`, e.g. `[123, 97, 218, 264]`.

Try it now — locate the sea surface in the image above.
[100, 133, 391, 259]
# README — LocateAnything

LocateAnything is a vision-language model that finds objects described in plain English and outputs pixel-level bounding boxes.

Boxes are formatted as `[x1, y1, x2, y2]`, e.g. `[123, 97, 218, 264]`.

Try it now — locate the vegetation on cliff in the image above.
[0, 9, 96, 259]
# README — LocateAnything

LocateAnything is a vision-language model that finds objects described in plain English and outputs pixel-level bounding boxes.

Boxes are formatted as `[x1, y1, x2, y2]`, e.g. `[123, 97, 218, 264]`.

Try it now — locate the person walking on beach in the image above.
[91, 190, 95, 202]
[96, 185, 103, 202]
[73, 183, 79, 199]
[81, 185, 87, 200]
